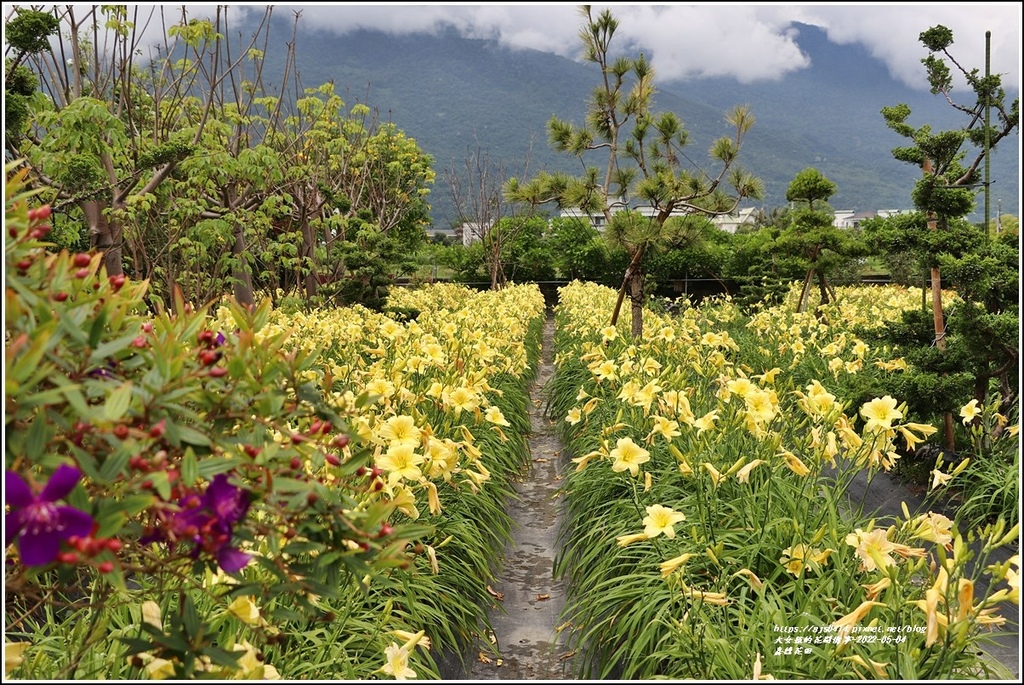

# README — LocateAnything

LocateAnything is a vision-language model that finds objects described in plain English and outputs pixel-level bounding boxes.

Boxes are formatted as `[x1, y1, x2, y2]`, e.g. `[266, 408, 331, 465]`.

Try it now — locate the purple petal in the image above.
[204, 474, 249, 525]
[40, 464, 82, 502]
[56, 506, 95, 540]
[5, 510, 26, 547]
[217, 546, 251, 573]
[17, 528, 62, 566]
[5, 471, 34, 508]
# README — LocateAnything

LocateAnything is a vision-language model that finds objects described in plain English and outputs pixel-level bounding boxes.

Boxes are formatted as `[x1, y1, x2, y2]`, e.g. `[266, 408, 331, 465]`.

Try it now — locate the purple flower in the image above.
[5, 465, 94, 566]
[145, 473, 252, 573]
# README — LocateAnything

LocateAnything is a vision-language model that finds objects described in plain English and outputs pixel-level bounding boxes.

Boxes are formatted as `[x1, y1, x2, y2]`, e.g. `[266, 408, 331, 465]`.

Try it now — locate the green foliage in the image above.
[494, 215, 555, 283]
[506, 5, 760, 337]
[545, 216, 625, 285]
[943, 403, 1020, 531]
[722, 228, 804, 310]
[4, 8, 60, 54]
[4, 58, 40, 136]
[4, 163, 428, 678]
[548, 281, 1018, 680]
[785, 167, 837, 210]
[874, 25, 1019, 440]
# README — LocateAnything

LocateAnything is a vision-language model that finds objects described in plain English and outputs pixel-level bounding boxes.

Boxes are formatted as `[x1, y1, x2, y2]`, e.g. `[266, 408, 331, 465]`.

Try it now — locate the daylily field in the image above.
[4, 178, 1019, 680]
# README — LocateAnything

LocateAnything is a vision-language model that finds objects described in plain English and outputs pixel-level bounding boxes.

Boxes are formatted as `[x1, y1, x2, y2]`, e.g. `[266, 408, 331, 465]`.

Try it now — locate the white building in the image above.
[833, 209, 911, 229]
[557, 205, 757, 234]
[456, 221, 493, 247]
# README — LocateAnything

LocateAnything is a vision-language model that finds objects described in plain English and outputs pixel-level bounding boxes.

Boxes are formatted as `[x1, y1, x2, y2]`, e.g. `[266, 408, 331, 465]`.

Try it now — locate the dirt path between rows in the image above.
[442, 313, 577, 680]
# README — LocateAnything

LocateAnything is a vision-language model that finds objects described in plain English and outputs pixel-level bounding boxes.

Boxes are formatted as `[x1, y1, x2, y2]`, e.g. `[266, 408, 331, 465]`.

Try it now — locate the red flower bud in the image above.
[109, 274, 126, 291]
[74, 267, 91, 279]
[208, 366, 227, 377]
[73, 253, 91, 268]
[198, 349, 220, 366]
[52, 292, 69, 302]
[149, 420, 166, 438]
[290, 457, 302, 470]
[97, 561, 114, 573]
[113, 424, 129, 439]
[325, 453, 341, 467]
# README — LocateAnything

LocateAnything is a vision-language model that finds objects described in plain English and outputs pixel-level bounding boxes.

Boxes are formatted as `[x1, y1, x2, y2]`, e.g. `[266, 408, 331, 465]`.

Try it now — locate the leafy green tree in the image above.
[10, 6, 277, 282]
[877, 24, 1019, 447]
[775, 168, 864, 313]
[505, 5, 761, 338]
[545, 216, 623, 285]
[861, 212, 932, 286]
[988, 212, 1018, 240]
[723, 225, 804, 311]
[647, 216, 732, 297]
[444, 143, 534, 290]
[881, 24, 1018, 355]
[271, 83, 434, 306]
[498, 215, 555, 283]
[4, 8, 58, 138]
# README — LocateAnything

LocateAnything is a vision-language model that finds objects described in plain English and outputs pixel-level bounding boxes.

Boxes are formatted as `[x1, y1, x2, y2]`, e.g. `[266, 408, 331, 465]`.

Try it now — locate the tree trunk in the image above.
[301, 215, 318, 301]
[796, 267, 814, 313]
[231, 222, 255, 307]
[816, 270, 830, 307]
[629, 268, 644, 338]
[921, 159, 954, 449]
[610, 245, 647, 329]
[83, 199, 124, 277]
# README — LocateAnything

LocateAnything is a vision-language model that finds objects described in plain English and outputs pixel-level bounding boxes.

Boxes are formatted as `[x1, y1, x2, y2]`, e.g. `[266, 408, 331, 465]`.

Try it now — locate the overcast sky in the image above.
[215, 3, 1022, 91]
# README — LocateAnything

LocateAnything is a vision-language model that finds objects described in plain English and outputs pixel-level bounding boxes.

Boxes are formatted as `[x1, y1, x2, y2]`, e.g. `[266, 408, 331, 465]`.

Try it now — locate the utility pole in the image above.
[984, 31, 991, 241]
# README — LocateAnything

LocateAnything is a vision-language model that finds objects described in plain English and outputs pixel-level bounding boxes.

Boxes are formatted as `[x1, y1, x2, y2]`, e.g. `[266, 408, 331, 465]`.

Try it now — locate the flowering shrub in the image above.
[4, 162, 545, 679]
[549, 280, 1018, 680]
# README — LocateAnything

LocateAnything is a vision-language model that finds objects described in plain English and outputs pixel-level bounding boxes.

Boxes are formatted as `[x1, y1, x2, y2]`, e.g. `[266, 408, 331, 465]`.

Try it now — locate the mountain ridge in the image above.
[275, 17, 1019, 227]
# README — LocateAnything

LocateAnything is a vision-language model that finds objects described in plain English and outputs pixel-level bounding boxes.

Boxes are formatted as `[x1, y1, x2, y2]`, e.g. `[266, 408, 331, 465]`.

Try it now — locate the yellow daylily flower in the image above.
[615, 532, 650, 547]
[833, 600, 885, 632]
[846, 528, 896, 572]
[5, 642, 30, 677]
[380, 643, 416, 680]
[959, 399, 982, 424]
[735, 459, 766, 484]
[844, 655, 889, 678]
[642, 504, 686, 539]
[780, 449, 810, 477]
[378, 414, 421, 447]
[859, 396, 903, 433]
[226, 595, 262, 626]
[659, 552, 695, 578]
[609, 437, 650, 477]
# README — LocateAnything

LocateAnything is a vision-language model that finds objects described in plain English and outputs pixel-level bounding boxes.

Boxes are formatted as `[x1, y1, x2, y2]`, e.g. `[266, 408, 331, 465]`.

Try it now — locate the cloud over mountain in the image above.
[240, 3, 1020, 91]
